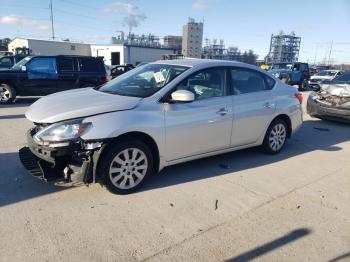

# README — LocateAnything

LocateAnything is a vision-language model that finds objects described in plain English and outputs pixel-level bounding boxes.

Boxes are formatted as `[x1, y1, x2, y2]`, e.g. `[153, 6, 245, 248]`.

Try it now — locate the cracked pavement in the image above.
[0, 93, 349, 262]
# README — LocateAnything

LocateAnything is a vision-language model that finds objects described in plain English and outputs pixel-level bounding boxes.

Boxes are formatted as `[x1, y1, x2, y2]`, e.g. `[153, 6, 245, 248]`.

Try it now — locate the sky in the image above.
[1, 0, 350, 64]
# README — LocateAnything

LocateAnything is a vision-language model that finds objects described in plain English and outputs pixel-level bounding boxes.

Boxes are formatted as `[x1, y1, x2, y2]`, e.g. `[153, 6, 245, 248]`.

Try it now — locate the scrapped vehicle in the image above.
[309, 70, 344, 91]
[269, 62, 310, 91]
[110, 64, 135, 79]
[322, 70, 350, 85]
[307, 84, 350, 123]
[0, 55, 107, 103]
[19, 59, 303, 194]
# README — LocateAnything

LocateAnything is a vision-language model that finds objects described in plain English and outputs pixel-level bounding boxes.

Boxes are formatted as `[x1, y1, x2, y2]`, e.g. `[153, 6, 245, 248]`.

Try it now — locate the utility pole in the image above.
[327, 40, 333, 65]
[50, 0, 55, 40]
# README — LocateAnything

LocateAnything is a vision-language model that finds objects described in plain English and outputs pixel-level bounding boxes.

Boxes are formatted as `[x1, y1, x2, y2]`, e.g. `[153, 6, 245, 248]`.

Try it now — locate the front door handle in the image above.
[216, 108, 228, 116]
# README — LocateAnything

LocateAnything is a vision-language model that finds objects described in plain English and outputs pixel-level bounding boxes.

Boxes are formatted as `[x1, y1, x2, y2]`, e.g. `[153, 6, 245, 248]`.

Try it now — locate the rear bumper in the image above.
[307, 96, 350, 123]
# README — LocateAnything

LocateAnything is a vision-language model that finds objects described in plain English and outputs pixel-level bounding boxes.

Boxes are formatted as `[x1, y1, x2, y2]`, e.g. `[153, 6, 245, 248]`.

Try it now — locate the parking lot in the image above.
[0, 93, 349, 261]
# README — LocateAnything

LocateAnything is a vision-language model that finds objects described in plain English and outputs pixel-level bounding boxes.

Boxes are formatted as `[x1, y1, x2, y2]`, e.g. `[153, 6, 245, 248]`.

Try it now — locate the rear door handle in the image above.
[216, 108, 229, 116]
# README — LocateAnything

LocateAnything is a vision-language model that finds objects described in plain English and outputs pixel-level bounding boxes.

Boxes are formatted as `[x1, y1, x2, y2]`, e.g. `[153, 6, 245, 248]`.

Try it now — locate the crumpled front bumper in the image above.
[18, 127, 102, 185]
[307, 94, 350, 123]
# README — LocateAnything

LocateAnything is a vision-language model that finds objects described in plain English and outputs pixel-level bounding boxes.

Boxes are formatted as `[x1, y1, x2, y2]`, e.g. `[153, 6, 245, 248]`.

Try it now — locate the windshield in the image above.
[97, 63, 189, 98]
[11, 56, 31, 70]
[317, 71, 337, 77]
[271, 63, 293, 70]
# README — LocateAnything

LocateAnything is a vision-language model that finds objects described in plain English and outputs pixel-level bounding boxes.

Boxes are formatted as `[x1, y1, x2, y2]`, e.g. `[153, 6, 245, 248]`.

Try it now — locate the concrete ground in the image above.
[0, 94, 349, 262]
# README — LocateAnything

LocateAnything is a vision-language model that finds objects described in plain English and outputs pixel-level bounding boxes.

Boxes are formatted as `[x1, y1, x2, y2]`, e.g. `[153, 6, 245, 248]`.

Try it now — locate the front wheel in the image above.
[263, 119, 288, 154]
[0, 84, 16, 103]
[100, 139, 153, 194]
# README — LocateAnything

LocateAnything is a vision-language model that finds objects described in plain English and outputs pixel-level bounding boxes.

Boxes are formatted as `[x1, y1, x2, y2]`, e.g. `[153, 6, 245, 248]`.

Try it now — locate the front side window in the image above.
[334, 71, 350, 81]
[173, 67, 226, 100]
[98, 64, 189, 98]
[231, 68, 274, 95]
[27, 57, 57, 79]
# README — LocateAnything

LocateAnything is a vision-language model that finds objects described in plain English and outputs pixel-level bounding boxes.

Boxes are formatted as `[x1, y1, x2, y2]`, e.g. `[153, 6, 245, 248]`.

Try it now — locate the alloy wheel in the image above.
[0, 86, 11, 102]
[109, 148, 148, 190]
[268, 123, 287, 152]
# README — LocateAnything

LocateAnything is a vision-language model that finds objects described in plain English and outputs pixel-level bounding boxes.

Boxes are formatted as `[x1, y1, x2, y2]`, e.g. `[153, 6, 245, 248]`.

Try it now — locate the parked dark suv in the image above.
[0, 55, 107, 103]
[269, 62, 310, 91]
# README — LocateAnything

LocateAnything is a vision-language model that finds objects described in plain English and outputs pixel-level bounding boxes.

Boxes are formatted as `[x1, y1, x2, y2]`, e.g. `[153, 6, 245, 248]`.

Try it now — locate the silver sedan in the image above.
[21, 59, 303, 194]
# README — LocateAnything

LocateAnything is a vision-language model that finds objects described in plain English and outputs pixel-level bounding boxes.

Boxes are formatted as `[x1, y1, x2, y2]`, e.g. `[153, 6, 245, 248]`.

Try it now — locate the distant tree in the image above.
[241, 49, 258, 65]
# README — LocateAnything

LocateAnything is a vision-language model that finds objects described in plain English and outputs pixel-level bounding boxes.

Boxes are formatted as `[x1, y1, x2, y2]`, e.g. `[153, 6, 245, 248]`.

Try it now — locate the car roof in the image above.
[152, 58, 250, 68]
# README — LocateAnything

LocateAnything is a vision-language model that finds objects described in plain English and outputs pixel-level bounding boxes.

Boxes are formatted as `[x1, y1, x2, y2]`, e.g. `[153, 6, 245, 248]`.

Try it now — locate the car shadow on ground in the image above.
[0, 119, 349, 207]
[0, 151, 68, 208]
[141, 119, 350, 192]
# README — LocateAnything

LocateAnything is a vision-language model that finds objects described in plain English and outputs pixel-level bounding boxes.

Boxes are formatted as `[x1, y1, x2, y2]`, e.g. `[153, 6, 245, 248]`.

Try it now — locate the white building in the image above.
[90, 44, 175, 66]
[182, 18, 204, 58]
[8, 38, 91, 56]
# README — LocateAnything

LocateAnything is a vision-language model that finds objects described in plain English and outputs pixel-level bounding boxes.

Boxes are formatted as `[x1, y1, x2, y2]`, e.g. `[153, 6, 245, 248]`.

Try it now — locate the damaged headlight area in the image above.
[19, 118, 105, 186]
[34, 119, 92, 146]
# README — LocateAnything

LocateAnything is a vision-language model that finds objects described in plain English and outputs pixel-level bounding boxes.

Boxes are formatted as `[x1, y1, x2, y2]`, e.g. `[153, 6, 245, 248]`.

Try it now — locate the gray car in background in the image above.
[19, 59, 303, 194]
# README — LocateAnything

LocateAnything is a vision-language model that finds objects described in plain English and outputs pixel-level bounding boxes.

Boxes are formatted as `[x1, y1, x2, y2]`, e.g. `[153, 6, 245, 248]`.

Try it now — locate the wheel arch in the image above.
[0, 80, 19, 94]
[270, 114, 292, 138]
[96, 131, 160, 176]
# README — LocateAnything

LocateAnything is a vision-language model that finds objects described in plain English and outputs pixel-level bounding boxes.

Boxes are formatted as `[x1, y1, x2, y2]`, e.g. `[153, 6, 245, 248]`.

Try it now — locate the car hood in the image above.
[25, 88, 142, 123]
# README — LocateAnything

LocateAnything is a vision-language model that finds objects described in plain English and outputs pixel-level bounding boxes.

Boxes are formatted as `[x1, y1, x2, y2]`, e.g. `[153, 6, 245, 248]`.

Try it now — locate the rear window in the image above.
[57, 57, 74, 71]
[79, 58, 100, 72]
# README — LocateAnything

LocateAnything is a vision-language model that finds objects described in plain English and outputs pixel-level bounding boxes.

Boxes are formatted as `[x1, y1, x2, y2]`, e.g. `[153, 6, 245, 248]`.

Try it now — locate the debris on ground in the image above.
[215, 199, 219, 210]
[169, 203, 174, 207]
[297, 205, 301, 209]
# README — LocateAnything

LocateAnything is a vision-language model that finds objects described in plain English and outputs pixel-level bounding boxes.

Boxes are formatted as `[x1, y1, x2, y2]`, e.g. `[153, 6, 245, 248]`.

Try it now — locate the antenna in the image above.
[50, 0, 55, 40]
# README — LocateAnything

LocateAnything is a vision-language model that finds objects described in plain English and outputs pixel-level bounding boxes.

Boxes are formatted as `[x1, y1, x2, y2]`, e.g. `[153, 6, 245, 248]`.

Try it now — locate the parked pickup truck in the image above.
[0, 55, 27, 69]
[0, 55, 107, 103]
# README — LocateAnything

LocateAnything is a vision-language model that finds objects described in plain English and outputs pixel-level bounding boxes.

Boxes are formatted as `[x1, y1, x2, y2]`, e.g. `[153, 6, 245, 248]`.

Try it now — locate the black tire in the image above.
[299, 79, 309, 91]
[0, 83, 16, 104]
[263, 119, 288, 154]
[99, 139, 154, 194]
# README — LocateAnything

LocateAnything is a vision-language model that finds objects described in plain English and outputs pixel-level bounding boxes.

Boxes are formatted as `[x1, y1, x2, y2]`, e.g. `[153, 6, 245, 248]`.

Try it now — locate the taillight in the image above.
[294, 92, 303, 104]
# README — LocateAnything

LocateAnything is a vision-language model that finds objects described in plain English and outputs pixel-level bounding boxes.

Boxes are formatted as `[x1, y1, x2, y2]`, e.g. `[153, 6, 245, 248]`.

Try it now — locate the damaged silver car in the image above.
[307, 84, 350, 123]
[19, 59, 303, 194]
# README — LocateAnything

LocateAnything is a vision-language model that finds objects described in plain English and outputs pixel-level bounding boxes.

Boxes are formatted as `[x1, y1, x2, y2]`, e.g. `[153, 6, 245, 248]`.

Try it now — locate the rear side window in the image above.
[0, 57, 12, 66]
[57, 57, 74, 71]
[27, 57, 57, 79]
[231, 67, 274, 95]
[79, 58, 99, 72]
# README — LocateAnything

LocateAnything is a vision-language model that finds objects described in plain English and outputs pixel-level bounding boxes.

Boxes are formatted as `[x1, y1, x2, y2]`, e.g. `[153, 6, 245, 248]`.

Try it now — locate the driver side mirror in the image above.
[21, 65, 26, 71]
[171, 90, 195, 103]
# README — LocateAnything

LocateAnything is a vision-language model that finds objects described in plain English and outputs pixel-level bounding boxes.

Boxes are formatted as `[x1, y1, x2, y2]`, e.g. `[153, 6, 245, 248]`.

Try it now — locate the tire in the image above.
[0, 83, 16, 104]
[99, 139, 154, 194]
[299, 79, 309, 91]
[263, 119, 288, 154]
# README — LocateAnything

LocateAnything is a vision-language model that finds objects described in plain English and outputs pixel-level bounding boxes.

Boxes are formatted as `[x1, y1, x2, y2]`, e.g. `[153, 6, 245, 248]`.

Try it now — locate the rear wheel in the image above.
[299, 79, 309, 91]
[0, 84, 16, 103]
[263, 119, 288, 154]
[100, 139, 153, 194]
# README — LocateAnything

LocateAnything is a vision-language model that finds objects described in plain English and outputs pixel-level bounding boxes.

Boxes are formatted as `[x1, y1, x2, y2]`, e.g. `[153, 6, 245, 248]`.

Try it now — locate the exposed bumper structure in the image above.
[19, 127, 103, 185]
[307, 93, 350, 123]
